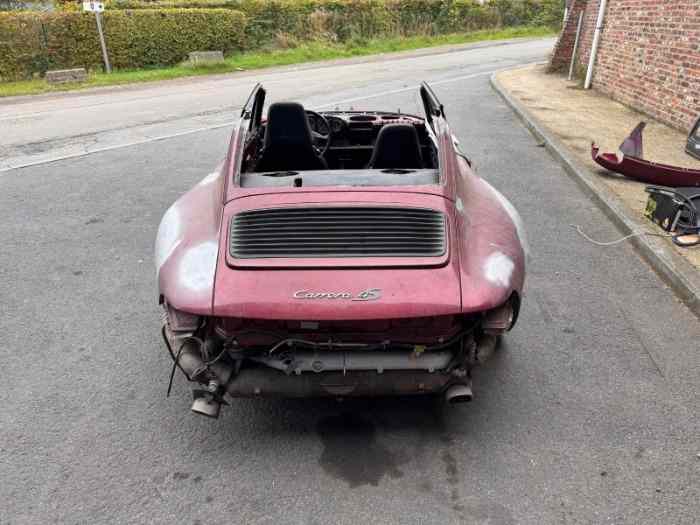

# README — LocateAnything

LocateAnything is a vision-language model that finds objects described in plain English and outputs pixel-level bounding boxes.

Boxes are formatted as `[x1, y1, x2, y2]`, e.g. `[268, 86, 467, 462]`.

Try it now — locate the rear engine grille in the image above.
[230, 206, 446, 258]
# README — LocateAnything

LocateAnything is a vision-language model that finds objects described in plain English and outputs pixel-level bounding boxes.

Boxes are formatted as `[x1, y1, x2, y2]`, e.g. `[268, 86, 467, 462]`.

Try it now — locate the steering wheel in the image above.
[306, 110, 332, 156]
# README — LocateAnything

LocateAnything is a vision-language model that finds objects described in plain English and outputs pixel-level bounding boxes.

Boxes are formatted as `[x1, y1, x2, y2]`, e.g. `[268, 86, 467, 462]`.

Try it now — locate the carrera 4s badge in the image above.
[293, 288, 382, 301]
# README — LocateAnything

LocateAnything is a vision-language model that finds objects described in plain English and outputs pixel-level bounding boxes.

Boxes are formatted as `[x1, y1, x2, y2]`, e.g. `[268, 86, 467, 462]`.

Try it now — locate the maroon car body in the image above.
[156, 83, 527, 417]
[592, 121, 700, 186]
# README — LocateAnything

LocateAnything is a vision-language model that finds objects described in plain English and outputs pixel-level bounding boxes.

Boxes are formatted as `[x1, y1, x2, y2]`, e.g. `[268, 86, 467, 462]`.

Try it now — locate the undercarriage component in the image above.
[191, 389, 224, 418]
[249, 348, 454, 374]
[482, 299, 516, 335]
[476, 334, 498, 364]
[444, 383, 473, 404]
[162, 316, 500, 416]
[224, 368, 455, 398]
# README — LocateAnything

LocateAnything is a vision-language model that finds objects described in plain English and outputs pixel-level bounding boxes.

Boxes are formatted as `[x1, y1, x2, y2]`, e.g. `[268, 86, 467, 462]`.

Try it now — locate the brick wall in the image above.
[549, 0, 700, 132]
[548, 0, 588, 71]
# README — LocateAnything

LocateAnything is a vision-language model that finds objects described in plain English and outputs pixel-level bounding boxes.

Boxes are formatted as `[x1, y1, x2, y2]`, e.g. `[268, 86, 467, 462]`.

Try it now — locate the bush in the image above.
[0, 8, 246, 80]
[1, 0, 551, 81]
[76, 0, 505, 44]
[532, 0, 565, 31]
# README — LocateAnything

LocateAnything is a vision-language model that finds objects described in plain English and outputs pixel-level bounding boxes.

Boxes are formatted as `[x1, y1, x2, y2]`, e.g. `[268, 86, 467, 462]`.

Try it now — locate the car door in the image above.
[420, 81, 444, 133]
[420, 82, 471, 169]
[241, 83, 265, 134]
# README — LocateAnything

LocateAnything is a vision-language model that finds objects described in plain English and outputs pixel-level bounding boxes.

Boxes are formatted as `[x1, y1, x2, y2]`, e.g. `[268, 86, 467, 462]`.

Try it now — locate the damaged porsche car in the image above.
[155, 83, 528, 418]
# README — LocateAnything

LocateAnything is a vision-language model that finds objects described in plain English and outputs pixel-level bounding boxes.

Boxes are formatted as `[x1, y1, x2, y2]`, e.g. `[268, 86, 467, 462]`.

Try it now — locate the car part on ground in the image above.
[156, 82, 527, 418]
[687, 117, 700, 161]
[644, 186, 700, 233]
[592, 121, 700, 186]
[644, 186, 700, 249]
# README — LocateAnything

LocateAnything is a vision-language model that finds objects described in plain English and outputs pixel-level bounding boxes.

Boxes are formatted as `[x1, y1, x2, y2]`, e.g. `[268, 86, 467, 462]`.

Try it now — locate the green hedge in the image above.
[224, 0, 500, 48]
[98, 0, 561, 46]
[0, 8, 246, 80]
[1, 0, 563, 81]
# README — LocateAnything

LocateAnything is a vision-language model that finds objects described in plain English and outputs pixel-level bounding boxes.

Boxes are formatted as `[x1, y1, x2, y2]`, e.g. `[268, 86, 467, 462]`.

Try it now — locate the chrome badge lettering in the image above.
[293, 288, 381, 301]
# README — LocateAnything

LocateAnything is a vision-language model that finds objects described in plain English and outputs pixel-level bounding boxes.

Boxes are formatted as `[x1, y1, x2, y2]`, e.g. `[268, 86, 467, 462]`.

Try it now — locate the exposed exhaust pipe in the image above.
[445, 383, 473, 404]
[170, 337, 233, 419]
[165, 325, 496, 414]
[191, 387, 223, 418]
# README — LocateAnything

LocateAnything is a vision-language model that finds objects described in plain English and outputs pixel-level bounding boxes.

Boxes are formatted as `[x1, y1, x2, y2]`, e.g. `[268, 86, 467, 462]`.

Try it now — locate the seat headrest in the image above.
[265, 102, 313, 148]
[368, 123, 423, 169]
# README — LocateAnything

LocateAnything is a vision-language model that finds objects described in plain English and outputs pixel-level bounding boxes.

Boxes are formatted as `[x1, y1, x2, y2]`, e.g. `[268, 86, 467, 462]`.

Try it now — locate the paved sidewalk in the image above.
[493, 63, 700, 315]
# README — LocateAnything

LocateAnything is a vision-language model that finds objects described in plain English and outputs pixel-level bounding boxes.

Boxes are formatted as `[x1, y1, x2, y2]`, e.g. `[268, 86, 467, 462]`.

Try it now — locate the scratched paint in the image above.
[483, 251, 515, 288]
[154, 204, 182, 272]
[483, 182, 530, 259]
[178, 241, 219, 292]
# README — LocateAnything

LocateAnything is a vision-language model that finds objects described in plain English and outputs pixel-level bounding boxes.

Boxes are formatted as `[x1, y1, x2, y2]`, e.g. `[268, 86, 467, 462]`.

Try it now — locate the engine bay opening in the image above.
[161, 306, 503, 410]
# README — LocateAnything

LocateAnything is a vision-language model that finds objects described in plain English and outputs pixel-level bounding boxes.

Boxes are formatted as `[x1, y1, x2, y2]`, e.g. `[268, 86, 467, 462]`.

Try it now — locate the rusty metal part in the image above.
[592, 121, 700, 186]
[162, 321, 233, 385]
[476, 334, 498, 364]
[162, 318, 501, 407]
[224, 368, 454, 398]
[250, 348, 455, 374]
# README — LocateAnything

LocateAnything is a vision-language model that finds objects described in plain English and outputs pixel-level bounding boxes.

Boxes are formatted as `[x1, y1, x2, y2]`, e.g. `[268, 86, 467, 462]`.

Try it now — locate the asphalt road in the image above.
[1, 38, 698, 525]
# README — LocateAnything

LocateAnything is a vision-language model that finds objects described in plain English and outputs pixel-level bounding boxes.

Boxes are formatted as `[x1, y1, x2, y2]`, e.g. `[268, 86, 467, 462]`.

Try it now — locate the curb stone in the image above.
[490, 71, 700, 319]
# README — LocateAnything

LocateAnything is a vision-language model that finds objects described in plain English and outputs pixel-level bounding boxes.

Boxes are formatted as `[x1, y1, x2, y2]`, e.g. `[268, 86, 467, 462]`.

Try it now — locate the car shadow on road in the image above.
[206, 340, 513, 489]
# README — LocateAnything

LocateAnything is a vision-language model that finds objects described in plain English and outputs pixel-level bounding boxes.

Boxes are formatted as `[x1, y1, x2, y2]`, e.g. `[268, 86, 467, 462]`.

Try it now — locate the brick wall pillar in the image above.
[548, 0, 589, 73]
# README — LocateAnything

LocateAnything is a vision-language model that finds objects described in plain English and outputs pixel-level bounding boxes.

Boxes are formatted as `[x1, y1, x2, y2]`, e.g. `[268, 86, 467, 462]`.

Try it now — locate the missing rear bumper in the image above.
[224, 367, 456, 398]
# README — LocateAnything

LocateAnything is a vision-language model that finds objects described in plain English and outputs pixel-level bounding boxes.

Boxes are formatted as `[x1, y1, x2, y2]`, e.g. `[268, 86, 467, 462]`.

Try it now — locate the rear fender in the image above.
[155, 165, 226, 315]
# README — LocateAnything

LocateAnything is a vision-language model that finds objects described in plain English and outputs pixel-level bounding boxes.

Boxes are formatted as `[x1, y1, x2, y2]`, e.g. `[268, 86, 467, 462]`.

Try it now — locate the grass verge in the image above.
[0, 26, 553, 98]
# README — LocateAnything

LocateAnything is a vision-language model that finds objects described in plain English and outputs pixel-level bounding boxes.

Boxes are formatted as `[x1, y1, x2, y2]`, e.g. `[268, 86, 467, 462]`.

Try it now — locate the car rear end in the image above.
[160, 190, 518, 418]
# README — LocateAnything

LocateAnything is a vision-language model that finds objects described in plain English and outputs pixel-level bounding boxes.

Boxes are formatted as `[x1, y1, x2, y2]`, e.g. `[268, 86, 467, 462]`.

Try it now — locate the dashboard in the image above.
[307, 111, 425, 146]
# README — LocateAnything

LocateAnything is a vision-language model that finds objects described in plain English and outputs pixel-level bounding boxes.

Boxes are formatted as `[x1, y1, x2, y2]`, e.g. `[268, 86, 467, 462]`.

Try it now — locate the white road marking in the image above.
[0, 122, 234, 173]
[316, 69, 497, 108]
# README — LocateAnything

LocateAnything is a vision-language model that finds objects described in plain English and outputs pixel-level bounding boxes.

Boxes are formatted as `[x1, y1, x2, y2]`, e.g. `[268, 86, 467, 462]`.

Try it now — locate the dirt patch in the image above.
[497, 64, 700, 270]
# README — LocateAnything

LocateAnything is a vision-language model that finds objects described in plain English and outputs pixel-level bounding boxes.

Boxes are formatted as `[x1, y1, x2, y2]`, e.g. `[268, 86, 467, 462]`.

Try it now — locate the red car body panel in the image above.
[155, 87, 527, 324]
[156, 164, 226, 316]
[214, 191, 461, 320]
[155, 84, 529, 408]
[592, 121, 700, 187]
[592, 146, 700, 187]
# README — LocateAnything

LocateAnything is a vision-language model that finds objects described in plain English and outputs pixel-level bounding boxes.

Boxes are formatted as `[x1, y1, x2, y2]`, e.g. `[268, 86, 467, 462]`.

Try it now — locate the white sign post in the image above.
[83, 2, 111, 74]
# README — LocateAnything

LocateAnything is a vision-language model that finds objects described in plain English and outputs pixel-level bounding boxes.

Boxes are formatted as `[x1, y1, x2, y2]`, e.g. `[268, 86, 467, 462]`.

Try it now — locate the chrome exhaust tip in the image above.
[445, 383, 473, 404]
[191, 391, 221, 419]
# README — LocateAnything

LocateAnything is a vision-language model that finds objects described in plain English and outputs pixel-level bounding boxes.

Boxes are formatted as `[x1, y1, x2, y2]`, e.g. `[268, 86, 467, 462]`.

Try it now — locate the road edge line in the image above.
[490, 71, 700, 319]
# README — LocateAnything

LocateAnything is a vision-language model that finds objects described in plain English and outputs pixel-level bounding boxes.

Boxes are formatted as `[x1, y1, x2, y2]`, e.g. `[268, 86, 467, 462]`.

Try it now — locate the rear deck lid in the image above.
[224, 192, 452, 269]
[213, 191, 461, 320]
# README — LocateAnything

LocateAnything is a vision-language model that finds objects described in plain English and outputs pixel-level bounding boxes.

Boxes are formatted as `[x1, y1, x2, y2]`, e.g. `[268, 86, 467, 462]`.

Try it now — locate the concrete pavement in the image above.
[0, 38, 550, 171]
[1, 38, 698, 524]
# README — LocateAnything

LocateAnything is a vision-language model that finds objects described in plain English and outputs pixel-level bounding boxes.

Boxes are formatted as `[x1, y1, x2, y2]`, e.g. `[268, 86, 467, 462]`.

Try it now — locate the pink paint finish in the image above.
[214, 192, 462, 320]
[156, 86, 526, 323]
[155, 164, 227, 315]
[223, 192, 451, 269]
